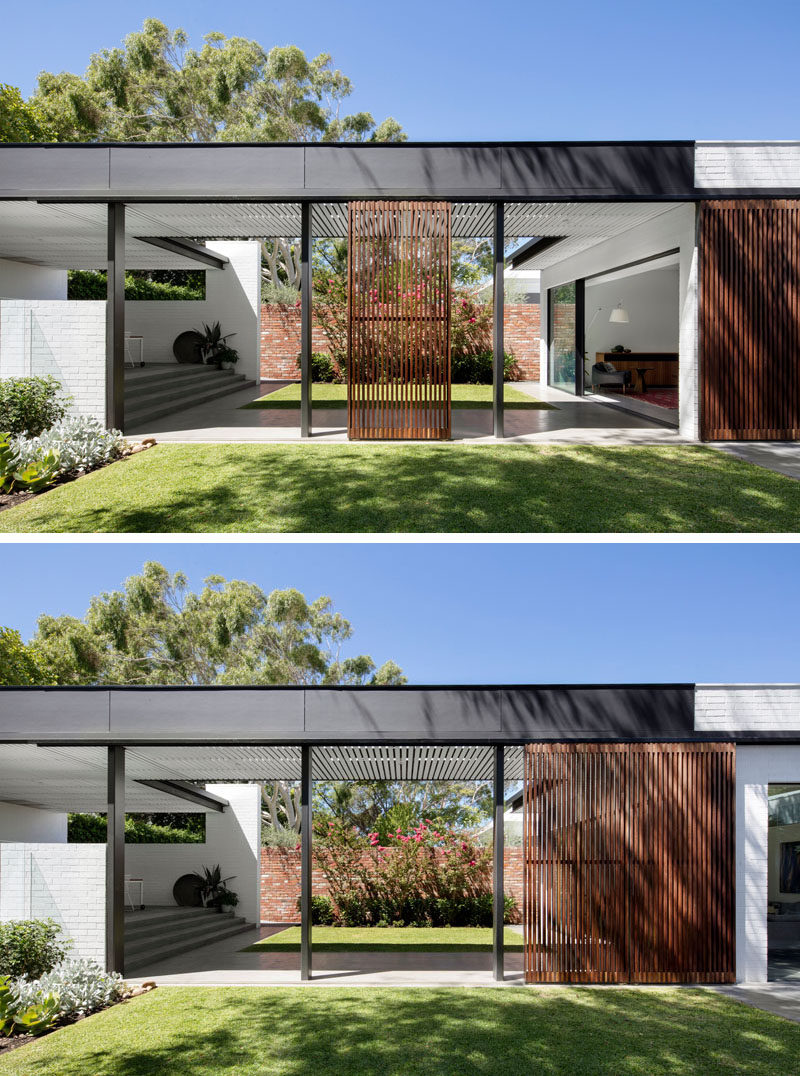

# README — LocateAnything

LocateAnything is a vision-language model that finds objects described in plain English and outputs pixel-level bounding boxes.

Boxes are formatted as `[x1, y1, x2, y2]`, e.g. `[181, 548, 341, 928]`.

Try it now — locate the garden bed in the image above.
[243, 926, 523, 952]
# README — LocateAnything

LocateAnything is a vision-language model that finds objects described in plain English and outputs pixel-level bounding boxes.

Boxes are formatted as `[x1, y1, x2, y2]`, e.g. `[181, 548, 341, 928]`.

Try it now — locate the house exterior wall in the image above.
[0, 804, 67, 843]
[0, 299, 106, 421]
[695, 142, 800, 189]
[0, 843, 105, 963]
[260, 303, 541, 382]
[0, 258, 67, 300]
[259, 845, 524, 924]
[125, 241, 262, 384]
[734, 746, 800, 983]
[539, 204, 699, 439]
[695, 685, 800, 732]
[124, 783, 261, 926]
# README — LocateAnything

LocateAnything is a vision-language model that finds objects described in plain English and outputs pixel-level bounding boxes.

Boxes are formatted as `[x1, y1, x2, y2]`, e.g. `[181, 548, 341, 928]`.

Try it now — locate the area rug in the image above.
[622, 389, 678, 410]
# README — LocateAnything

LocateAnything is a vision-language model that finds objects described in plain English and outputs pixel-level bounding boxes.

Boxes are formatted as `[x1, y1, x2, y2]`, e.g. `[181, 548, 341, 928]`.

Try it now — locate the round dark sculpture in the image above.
[173, 330, 205, 364]
[173, 873, 204, 907]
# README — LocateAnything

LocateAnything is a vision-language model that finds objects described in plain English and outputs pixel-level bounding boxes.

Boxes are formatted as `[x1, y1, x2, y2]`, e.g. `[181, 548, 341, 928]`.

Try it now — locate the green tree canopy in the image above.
[0, 626, 45, 685]
[313, 780, 495, 838]
[31, 561, 405, 686]
[32, 20, 405, 143]
[0, 84, 54, 143]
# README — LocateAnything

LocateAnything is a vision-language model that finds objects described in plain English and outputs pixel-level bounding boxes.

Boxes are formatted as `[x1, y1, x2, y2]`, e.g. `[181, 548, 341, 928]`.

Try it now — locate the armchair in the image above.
[591, 361, 631, 393]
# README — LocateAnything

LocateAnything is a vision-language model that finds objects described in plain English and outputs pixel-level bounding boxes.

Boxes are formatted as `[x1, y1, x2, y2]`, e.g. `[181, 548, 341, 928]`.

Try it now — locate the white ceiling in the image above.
[0, 199, 682, 271]
[0, 744, 524, 814]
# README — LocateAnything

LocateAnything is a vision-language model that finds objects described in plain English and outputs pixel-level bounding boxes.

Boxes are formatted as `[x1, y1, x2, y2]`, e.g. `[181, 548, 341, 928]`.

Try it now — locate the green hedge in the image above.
[0, 919, 70, 979]
[0, 376, 70, 436]
[68, 812, 204, 843]
[68, 269, 205, 301]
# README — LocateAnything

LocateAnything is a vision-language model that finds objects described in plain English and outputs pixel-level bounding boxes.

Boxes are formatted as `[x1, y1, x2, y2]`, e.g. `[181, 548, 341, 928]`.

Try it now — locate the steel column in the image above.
[106, 202, 125, 432]
[492, 744, 505, 981]
[300, 202, 312, 438]
[300, 744, 312, 979]
[106, 746, 125, 975]
[492, 203, 505, 438]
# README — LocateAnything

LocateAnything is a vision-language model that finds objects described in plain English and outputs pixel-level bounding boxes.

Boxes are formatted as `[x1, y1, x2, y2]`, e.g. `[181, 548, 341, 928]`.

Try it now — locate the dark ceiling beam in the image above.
[135, 778, 229, 812]
[135, 236, 229, 269]
[509, 235, 566, 269]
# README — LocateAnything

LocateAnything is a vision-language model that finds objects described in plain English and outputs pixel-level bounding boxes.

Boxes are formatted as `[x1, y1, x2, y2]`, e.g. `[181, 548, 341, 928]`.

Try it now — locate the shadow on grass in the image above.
[1, 444, 799, 533]
[6, 987, 800, 1076]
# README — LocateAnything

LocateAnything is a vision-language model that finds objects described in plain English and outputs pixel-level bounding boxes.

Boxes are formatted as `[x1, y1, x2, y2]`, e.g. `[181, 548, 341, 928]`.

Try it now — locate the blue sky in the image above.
[2, 542, 798, 684]
[2, 1, 799, 140]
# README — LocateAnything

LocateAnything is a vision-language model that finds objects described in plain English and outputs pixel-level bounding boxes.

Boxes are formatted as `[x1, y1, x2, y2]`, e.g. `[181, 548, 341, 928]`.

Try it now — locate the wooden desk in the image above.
[596, 352, 678, 387]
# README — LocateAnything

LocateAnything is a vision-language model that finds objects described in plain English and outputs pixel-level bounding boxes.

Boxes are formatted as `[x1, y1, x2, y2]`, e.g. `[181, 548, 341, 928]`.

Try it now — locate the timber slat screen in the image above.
[523, 743, 735, 984]
[348, 201, 451, 439]
[700, 200, 800, 440]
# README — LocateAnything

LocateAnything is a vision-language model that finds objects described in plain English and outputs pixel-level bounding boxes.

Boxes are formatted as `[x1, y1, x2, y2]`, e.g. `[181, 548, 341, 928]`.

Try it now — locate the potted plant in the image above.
[215, 344, 239, 372]
[193, 322, 237, 365]
[216, 889, 240, 912]
[190, 864, 237, 910]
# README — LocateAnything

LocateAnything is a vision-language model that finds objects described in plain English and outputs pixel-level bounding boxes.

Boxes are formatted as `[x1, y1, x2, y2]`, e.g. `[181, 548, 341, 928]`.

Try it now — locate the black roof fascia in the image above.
[0, 683, 695, 745]
[0, 141, 697, 202]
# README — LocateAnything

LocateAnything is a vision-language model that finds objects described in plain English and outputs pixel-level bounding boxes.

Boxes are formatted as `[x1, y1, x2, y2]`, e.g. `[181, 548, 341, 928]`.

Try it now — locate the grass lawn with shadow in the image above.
[242, 383, 554, 409]
[0, 986, 798, 1076]
[242, 926, 524, 952]
[0, 443, 798, 533]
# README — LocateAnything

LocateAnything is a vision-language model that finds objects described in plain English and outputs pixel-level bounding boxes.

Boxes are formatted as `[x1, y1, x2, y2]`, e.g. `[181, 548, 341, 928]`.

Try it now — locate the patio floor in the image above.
[126, 924, 526, 987]
[126, 381, 685, 445]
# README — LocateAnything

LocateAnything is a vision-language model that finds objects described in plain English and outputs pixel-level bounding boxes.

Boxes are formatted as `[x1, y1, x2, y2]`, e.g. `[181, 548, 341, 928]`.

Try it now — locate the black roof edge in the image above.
[0, 682, 696, 692]
[0, 139, 697, 150]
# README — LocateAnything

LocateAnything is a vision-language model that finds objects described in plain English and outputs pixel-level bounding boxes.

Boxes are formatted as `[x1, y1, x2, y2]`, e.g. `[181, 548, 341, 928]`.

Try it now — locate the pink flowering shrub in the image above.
[312, 819, 513, 926]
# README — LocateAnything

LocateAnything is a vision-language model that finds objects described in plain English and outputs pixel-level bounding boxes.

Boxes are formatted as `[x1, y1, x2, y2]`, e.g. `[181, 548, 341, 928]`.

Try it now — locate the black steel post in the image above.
[300, 744, 312, 979]
[106, 203, 125, 432]
[106, 746, 125, 975]
[492, 745, 505, 981]
[300, 202, 312, 438]
[492, 203, 505, 438]
[575, 278, 586, 396]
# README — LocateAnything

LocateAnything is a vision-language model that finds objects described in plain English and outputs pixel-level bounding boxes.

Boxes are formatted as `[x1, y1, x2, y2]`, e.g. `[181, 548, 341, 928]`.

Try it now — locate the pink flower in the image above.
[469, 317, 476, 323]
[469, 860, 476, 866]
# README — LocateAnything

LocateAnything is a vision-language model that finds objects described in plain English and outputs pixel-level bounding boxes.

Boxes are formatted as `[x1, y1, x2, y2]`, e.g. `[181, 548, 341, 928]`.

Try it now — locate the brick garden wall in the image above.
[260, 304, 541, 382]
[260, 845, 524, 923]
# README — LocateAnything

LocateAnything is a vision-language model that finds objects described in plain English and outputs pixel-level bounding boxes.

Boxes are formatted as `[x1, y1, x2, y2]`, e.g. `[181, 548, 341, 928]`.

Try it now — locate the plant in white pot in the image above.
[216, 344, 239, 372]
[193, 322, 237, 366]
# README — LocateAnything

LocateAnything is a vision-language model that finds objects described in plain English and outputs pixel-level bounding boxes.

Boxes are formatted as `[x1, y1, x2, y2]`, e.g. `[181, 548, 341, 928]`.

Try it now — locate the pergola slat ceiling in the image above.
[0, 200, 681, 270]
[0, 744, 524, 814]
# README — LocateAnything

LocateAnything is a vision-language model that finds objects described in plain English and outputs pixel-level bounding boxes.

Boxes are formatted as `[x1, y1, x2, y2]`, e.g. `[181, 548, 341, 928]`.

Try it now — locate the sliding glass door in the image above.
[547, 281, 584, 395]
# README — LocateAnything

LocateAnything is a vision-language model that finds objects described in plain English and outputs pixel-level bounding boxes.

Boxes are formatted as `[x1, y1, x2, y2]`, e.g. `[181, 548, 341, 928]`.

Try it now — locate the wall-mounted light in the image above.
[609, 301, 629, 324]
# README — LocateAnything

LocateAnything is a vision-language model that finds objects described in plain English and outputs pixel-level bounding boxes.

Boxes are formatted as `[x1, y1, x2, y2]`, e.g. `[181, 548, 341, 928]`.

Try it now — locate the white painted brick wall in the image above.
[696, 142, 800, 189]
[125, 241, 262, 384]
[735, 746, 800, 983]
[0, 843, 105, 964]
[695, 685, 800, 732]
[0, 299, 106, 422]
[125, 783, 261, 925]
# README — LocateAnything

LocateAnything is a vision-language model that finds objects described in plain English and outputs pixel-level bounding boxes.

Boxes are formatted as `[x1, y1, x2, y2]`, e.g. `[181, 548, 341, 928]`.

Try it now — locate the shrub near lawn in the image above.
[0, 921, 71, 981]
[0, 377, 70, 437]
[314, 819, 517, 926]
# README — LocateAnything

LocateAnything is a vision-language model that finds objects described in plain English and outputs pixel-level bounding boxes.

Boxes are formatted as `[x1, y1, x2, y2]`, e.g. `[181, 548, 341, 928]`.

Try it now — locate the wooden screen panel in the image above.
[347, 201, 451, 439]
[700, 200, 800, 439]
[523, 743, 735, 984]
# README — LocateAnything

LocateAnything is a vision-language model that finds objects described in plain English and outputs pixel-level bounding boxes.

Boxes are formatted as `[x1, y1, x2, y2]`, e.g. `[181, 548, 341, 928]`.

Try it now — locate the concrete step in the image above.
[125, 912, 248, 957]
[124, 364, 234, 393]
[125, 370, 249, 409]
[125, 907, 222, 939]
[124, 915, 253, 973]
[125, 377, 257, 427]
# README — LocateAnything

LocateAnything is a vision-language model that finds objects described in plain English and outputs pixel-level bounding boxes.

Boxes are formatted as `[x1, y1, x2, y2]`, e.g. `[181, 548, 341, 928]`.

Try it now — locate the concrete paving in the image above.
[126, 381, 686, 446]
[712, 442, 800, 480]
[126, 924, 526, 988]
[714, 983, 800, 1024]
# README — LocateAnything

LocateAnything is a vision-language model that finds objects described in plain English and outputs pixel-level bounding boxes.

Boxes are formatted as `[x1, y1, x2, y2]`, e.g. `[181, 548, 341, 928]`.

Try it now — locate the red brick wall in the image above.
[260, 845, 524, 923]
[260, 304, 540, 382]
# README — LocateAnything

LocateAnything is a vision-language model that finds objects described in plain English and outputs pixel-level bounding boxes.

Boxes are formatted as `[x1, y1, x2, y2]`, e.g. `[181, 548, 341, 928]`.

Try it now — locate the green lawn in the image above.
[242, 383, 554, 409]
[0, 443, 798, 533]
[0, 987, 798, 1076]
[243, 926, 524, 952]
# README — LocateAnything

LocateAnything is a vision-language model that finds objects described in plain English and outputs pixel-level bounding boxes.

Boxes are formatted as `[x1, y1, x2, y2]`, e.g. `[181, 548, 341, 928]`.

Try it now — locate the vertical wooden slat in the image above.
[523, 742, 735, 984]
[700, 199, 800, 439]
[347, 200, 451, 439]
